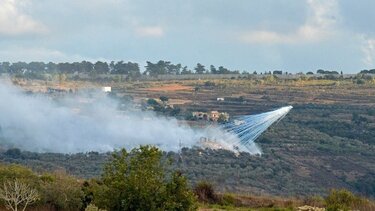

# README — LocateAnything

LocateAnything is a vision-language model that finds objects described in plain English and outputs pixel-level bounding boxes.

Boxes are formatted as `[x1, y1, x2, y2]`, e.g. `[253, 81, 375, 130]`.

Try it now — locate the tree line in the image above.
[0, 61, 240, 77]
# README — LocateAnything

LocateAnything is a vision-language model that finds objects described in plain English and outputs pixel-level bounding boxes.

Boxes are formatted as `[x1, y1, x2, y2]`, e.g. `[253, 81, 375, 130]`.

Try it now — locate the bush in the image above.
[85, 203, 106, 211]
[355, 79, 366, 85]
[39, 172, 84, 210]
[325, 189, 365, 211]
[193, 181, 218, 203]
[92, 146, 197, 211]
[219, 193, 238, 206]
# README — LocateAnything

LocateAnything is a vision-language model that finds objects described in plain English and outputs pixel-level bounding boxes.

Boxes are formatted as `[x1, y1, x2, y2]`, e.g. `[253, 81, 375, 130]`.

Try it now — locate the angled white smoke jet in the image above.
[198, 106, 292, 155]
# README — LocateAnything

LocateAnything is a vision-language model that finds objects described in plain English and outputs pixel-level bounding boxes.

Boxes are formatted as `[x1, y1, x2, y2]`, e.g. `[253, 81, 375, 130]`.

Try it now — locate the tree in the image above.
[0, 179, 39, 211]
[39, 172, 84, 210]
[181, 66, 191, 75]
[94, 62, 109, 74]
[217, 113, 229, 123]
[218, 66, 230, 74]
[164, 172, 197, 210]
[28, 62, 45, 72]
[57, 62, 74, 73]
[273, 70, 282, 75]
[80, 61, 94, 73]
[210, 65, 217, 74]
[147, 98, 159, 106]
[193, 181, 217, 203]
[194, 63, 206, 74]
[9, 62, 28, 74]
[0, 62, 11, 73]
[325, 189, 363, 211]
[159, 96, 169, 103]
[166, 63, 182, 75]
[93, 146, 196, 211]
[145, 61, 169, 77]
[4, 148, 22, 159]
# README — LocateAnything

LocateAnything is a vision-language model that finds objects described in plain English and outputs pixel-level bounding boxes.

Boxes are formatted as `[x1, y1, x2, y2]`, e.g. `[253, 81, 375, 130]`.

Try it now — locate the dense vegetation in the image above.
[0, 146, 197, 211]
[0, 61, 241, 78]
[1, 61, 372, 79]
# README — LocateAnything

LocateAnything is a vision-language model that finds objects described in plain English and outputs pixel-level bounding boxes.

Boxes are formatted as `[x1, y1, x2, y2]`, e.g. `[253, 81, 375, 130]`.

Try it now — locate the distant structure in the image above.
[47, 87, 67, 94]
[192, 111, 229, 122]
[101, 87, 111, 93]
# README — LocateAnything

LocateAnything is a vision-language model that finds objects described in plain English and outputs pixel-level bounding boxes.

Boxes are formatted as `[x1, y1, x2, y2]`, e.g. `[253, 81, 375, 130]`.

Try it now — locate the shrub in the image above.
[355, 79, 366, 85]
[193, 181, 217, 203]
[39, 172, 84, 210]
[325, 189, 365, 211]
[219, 193, 238, 206]
[92, 146, 197, 211]
[85, 203, 106, 211]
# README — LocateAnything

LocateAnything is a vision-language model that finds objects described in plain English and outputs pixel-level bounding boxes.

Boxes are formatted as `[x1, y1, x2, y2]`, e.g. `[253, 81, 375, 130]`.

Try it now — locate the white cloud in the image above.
[0, 0, 47, 36]
[240, 0, 338, 44]
[135, 26, 164, 37]
[0, 47, 92, 62]
[361, 36, 375, 67]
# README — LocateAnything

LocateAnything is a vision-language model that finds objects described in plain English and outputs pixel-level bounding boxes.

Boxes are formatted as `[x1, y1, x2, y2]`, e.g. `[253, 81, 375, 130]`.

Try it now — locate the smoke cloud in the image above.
[0, 81, 207, 153]
[0, 81, 289, 155]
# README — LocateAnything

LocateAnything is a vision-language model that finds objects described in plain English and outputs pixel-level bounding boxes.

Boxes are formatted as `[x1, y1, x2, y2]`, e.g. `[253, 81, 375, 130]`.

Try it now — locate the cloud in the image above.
[134, 25, 164, 37]
[0, 47, 93, 63]
[361, 36, 375, 67]
[0, 0, 47, 36]
[240, 0, 338, 44]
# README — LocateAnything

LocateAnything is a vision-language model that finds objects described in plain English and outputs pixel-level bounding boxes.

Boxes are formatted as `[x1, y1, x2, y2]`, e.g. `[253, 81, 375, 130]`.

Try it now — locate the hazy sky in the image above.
[1, 0, 374, 73]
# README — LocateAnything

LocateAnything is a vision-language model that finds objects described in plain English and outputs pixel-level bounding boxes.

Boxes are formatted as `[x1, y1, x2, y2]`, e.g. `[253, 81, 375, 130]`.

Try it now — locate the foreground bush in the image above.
[325, 189, 368, 211]
[0, 164, 83, 210]
[0, 179, 39, 211]
[193, 181, 218, 203]
[39, 172, 84, 210]
[90, 146, 197, 211]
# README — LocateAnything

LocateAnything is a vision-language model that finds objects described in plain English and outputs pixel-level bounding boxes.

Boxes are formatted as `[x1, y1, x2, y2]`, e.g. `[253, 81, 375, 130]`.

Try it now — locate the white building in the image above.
[101, 87, 111, 93]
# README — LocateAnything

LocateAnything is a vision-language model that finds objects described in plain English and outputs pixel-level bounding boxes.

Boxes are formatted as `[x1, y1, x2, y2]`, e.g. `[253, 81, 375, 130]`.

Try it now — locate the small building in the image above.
[47, 87, 66, 94]
[192, 112, 208, 120]
[209, 111, 229, 122]
[192, 111, 229, 122]
[101, 86, 111, 93]
[209, 111, 220, 121]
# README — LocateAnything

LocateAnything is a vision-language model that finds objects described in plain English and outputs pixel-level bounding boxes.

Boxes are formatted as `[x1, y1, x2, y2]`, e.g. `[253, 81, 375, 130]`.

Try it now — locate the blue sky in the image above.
[0, 0, 374, 73]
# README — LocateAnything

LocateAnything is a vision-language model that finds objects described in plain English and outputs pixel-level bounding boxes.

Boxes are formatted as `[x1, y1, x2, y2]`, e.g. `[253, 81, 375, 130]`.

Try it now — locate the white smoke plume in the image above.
[0, 81, 206, 153]
[0, 81, 290, 155]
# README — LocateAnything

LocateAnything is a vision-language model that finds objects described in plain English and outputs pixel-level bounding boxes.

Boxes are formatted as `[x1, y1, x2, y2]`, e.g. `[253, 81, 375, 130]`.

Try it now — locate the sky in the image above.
[0, 0, 374, 73]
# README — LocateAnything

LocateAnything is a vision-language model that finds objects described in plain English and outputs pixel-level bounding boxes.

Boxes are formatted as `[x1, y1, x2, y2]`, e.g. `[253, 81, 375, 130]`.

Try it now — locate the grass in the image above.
[199, 203, 293, 211]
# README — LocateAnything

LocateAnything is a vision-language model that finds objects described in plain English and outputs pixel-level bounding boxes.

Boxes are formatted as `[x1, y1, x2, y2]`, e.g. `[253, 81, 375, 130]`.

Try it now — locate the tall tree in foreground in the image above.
[0, 179, 39, 211]
[92, 146, 197, 211]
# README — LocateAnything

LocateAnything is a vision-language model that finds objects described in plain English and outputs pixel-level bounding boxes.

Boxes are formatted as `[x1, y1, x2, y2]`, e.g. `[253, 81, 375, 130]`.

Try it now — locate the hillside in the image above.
[1, 76, 374, 198]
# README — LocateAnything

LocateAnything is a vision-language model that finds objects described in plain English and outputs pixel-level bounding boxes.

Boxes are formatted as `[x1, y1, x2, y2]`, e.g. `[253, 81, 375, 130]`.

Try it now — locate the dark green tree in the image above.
[210, 65, 217, 74]
[159, 96, 169, 103]
[194, 63, 206, 74]
[181, 66, 191, 75]
[94, 61, 109, 74]
[93, 146, 196, 211]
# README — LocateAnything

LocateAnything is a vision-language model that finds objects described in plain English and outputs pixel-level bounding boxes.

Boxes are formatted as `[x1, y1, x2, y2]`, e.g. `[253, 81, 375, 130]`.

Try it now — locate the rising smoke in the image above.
[0, 81, 291, 154]
[0, 81, 205, 153]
